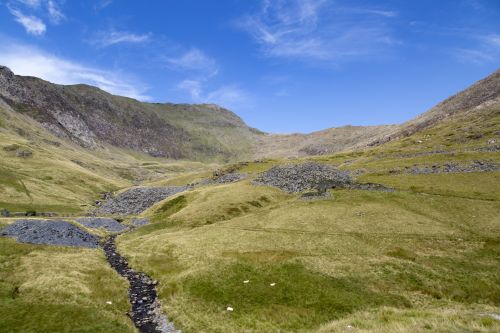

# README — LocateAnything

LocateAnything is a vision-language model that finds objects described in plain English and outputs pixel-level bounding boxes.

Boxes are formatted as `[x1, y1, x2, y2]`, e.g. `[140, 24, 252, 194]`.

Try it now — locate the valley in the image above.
[0, 68, 499, 333]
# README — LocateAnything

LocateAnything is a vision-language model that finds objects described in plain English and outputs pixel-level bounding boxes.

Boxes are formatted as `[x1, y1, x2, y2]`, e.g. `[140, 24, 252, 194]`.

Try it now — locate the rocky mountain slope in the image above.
[256, 124, 398, 158]
[369, 69, 500, 146]
[0, 65, 498, 213]
[0, 65, 257, 161]
[0, 65, 402, 162]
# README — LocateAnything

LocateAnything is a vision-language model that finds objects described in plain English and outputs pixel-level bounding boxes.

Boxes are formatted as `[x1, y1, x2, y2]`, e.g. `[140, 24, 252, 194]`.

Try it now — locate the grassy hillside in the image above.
[0, 218, 136, 333]
[0, 68, 499, 332]
[0, 65, 262, 162]
[114, 102, 500, 332]
[0, 99, 211, 214]
[369, 69, 500, 146]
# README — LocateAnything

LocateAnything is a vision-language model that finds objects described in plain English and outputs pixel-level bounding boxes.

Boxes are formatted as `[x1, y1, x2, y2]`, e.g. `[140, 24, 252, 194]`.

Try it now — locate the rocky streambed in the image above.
[101, 236, 179, 333]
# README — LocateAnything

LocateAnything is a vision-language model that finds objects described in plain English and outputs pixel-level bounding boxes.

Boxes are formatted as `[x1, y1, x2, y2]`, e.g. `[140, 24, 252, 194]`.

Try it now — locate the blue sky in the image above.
[0, 0, 499, 133]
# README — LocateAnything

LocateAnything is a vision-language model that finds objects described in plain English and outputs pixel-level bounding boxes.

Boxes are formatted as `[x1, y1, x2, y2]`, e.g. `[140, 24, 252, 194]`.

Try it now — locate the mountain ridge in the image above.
[1, 65, 499, 162]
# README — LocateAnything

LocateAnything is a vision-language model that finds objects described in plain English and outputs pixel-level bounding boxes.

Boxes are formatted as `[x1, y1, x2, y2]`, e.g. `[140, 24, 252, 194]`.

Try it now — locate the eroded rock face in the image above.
[253, 162, 353, 193]
[0, 219, 99, 248]
[93, 186, 189, 215]
[0, 66, 187, 157]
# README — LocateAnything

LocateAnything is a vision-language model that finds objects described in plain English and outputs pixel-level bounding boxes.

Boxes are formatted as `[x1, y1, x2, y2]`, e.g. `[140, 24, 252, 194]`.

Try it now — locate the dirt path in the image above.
[101, 236, 179, 333]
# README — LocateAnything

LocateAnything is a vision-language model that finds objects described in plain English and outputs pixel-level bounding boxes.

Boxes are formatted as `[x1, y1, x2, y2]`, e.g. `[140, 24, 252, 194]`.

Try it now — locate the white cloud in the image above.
[93, 30, 152, 47]
[16, 0, 41, 8]
[0, 41, 150, 100]
[454, 33, 500, 64]
[47, 0, 64, 24]
[178, 79, 203, 99]
[165, 48, 218, 75]
[484, 34, 500, 47]
[177, 79, 249, 109]
[237, 0, 396, 62]
[8, 7, 46, 35]
[8, 0, 65, 34]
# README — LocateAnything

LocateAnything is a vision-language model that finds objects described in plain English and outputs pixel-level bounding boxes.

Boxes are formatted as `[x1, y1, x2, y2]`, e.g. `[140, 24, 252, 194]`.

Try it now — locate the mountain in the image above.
[1, 65, 499, 208]
[0, 65, 258, 162]
[255, 124, 398, 158]
[0, 65, 407, 162]
[369, 69, 500, 146]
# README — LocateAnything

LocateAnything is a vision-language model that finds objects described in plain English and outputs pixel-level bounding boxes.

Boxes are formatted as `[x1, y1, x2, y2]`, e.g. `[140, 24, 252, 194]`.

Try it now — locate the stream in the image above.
[101, 235, 179, 333]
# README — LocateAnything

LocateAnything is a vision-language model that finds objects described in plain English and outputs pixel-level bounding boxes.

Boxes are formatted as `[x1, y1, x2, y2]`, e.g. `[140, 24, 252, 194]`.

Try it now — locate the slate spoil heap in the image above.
[0, 219, 99, 248]
[76, 217, 127, 232]
[94, 186, 189, 215]
[253, 162, 353, 193]
[212, 172, 247, 184]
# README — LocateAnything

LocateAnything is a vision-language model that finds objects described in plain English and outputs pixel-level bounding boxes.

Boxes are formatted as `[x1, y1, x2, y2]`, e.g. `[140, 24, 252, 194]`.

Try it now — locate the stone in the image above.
[1, 208, 9, 217]
[15, 149, 33, 158]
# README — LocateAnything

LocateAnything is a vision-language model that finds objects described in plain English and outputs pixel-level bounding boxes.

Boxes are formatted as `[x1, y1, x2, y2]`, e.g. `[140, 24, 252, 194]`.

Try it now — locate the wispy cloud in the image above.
[0, 41, 150, 100]
[47, 0, 64, 24]
[7, 0, 65, 35]
[94, 0, 113, 11]
[177, 79, 249, 109]
[343, 8, 397, 18]
[16, 0, 41, 7]
[484, 34, 500, 47]
[92, 30, 152, 47]
[237, 0, 397, 63]
[454, 33, 500, 64]
[8, 7, 46, 35]
[165, 48, 218, 75]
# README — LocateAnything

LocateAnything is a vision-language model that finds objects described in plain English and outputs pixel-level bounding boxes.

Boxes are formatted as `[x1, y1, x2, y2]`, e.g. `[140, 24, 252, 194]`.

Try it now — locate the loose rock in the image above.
[94, 186, 188, 215]
[403, 160, 500, 174]
[212, 172, 247, 184]
[0, 219, 99, 248]
[253, 162, 353, 193]
[76, 217, 127, 232]
[101, 236, 180, 333]
[131, 218, 150, 227]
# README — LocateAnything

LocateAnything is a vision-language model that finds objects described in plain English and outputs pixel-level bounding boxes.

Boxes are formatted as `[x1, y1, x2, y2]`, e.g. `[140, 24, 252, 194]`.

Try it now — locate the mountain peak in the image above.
[0, 66, 14, 79]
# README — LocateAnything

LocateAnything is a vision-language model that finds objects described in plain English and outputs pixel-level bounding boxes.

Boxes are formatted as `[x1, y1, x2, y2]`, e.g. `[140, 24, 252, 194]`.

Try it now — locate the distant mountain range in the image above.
[0, 65, 498, 162]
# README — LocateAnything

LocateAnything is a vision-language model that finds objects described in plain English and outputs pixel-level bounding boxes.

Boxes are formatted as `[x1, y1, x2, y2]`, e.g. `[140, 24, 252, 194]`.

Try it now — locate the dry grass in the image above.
[0, 221, 136, 333]
[117, 175, 500, 332]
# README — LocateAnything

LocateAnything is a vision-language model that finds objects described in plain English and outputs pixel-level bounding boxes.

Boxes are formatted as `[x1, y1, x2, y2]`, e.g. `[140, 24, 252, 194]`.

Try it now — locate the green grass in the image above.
[184, 261, 410, 331]
[117, 177, 500, 332]
[0, 223, 136, 333]
[1, 96, 499, 332]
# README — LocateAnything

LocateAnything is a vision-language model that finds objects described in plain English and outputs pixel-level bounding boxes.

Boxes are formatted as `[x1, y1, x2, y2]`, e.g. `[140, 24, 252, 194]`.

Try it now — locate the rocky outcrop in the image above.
[0, 66, 258, 160]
